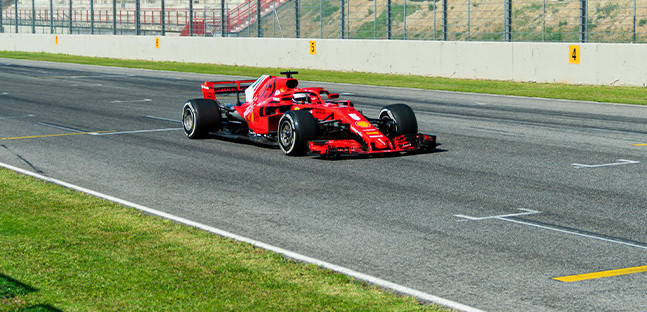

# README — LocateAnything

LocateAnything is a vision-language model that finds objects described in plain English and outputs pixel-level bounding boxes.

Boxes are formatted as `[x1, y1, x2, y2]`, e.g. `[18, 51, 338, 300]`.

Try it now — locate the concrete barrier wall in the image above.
[1, 33, 646, 87]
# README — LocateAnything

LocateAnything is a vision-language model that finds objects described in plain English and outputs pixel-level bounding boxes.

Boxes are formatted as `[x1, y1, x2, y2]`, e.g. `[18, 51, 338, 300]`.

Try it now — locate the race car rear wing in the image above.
[201, 80, 256, 104]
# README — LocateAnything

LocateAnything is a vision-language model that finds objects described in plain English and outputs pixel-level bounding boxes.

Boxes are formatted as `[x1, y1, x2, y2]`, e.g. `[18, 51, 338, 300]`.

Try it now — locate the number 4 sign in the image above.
[569, 45, 580, 64]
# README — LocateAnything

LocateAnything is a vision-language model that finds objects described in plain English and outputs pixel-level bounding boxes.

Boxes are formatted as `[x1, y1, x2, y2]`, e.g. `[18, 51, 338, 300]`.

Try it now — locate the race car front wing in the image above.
[308, 133, 437, 156]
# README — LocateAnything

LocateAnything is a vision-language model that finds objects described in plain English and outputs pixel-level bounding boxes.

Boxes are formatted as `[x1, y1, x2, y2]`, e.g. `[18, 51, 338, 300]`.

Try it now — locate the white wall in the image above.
[1, 33, 646, 87]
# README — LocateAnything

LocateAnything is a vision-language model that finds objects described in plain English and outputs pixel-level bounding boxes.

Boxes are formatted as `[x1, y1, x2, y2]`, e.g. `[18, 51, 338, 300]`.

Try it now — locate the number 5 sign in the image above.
[569, 45, 580, 64]
[309, 41, 317, 55]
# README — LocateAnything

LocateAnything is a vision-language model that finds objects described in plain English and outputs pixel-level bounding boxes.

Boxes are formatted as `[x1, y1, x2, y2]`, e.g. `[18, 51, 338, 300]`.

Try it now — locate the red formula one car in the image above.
[182, 71, 436, 156]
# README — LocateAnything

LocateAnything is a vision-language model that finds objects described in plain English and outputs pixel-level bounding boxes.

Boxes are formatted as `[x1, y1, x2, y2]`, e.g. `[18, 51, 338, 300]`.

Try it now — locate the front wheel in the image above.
[278, 110, 318, 156]
[379, 104, 418, 139]
[182, 99, 221, 139]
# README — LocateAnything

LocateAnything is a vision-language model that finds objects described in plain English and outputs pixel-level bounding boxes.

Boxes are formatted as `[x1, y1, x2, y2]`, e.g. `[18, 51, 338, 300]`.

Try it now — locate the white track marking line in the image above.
[145, 115, 182, 123]
[39, 74, 131, 79]
[89, 128, 182, 135]
[456, 209, 647, 250]
[0, 114, 35, 119]
[571, 159, 639, 168]
[0, 161, 485, 312]
[110, 99, 152, 104]
[455, 208, 540, 221]
[502, 218, 647, 251]
[2, 130, 116, 141]
[38, 122, 85, 132]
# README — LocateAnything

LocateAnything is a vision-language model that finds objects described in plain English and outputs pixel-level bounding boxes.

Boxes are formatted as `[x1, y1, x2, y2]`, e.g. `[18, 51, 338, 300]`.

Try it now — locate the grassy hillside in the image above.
[241, 0, 647, 42]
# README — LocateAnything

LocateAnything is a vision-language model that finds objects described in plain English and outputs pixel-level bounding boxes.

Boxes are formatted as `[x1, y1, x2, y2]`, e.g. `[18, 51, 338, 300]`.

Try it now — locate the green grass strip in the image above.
[0, 274, 36, 299]
[0, 168, 445, 312]
[1, 50, 646, 105]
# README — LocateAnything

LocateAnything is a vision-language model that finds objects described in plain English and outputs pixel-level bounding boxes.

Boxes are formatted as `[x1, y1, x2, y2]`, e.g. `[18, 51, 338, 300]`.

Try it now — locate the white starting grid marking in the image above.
[1, 114, 183, 141]
[89, 128, 182, 136]
[145, 115, 182, 123]
[454, 208, 540, 221]
[0, 114, 34, 120]
[571, 159, 639, 169]
[38, 122, 85, 132]
[110, 99, 152, 104]
[455, 209, 647, 250]
[27, 115, 181, 138]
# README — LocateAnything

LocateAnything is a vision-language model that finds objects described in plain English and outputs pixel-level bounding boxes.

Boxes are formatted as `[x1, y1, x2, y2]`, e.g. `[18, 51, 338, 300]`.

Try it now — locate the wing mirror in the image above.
[286, 78, 298, 89]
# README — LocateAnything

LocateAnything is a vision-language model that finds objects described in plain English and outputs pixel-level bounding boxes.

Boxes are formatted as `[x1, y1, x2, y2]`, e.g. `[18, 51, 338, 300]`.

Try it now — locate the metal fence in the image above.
[1, 0, 646, 42]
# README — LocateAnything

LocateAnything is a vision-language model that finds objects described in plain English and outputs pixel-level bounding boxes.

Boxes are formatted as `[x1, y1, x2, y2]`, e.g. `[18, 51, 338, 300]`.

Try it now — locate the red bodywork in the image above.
[201, 75, 436, 155]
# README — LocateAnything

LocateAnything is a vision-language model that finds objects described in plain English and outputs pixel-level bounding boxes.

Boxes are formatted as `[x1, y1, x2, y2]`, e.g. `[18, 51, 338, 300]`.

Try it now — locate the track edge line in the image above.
[0, 161, 485, 312]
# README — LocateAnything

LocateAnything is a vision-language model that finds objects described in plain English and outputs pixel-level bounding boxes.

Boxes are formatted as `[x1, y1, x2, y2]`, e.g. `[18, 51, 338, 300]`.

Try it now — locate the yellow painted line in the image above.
[2, 130, 116, 141]
[554, 265, 647, 282]
[632, 143, 647, 146]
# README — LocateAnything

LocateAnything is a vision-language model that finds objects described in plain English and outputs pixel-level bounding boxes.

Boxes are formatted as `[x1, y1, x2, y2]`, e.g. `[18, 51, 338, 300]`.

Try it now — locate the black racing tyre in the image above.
[278, 110, 318, 156]
[182, 99, 221, 139]
[379, 104, 418, 139]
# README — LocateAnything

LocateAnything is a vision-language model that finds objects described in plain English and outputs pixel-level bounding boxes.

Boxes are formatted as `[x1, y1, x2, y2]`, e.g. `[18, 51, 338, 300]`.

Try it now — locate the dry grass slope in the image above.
[245, 0, 647, 42]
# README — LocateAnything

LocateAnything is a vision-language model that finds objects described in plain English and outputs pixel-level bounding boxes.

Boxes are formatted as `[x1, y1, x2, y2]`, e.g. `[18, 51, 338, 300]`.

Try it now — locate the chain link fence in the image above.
[1, 0, 646, 42]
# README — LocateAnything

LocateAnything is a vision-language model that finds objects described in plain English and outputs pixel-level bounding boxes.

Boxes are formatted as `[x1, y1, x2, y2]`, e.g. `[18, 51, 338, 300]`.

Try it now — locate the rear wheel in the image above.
[278, 110, 318, 156]
[379, 104, 418, 139]
[182, 99, 221, 139]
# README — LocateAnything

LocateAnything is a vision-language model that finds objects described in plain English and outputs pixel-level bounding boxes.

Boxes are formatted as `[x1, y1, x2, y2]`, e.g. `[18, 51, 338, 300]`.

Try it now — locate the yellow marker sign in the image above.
[309, 41, 316, 55]
[554, 265, 647, 282]
[155, 37, 160, 49]
[55, 35, 59, 45]
[569, 45, 580, 64]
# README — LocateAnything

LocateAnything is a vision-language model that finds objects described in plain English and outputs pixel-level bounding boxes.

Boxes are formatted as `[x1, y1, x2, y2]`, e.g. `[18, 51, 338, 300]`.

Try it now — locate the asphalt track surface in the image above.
[1, 59, 647, 311]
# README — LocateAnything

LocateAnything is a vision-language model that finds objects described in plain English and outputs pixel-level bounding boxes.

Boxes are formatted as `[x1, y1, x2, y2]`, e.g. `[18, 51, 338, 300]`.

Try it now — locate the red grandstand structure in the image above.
[0, 0, 289, 36]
